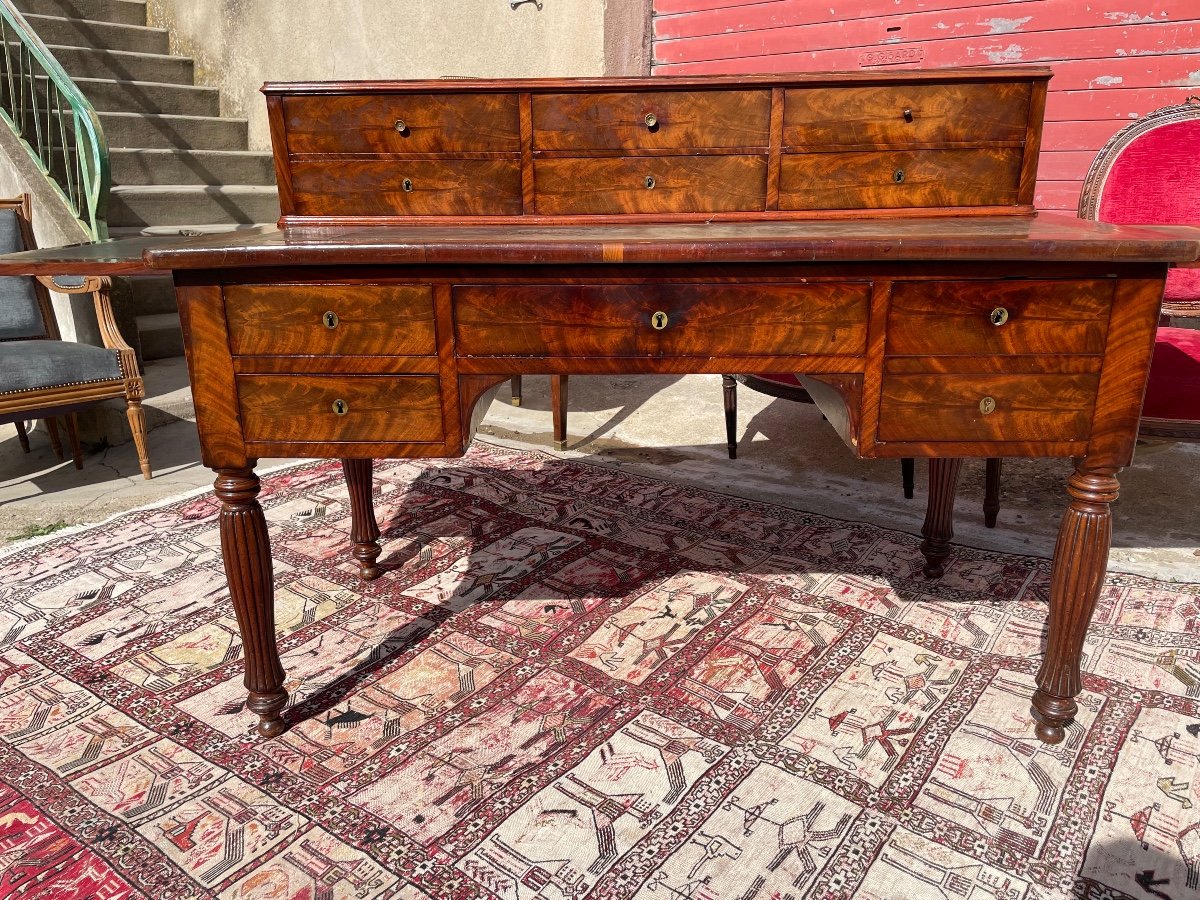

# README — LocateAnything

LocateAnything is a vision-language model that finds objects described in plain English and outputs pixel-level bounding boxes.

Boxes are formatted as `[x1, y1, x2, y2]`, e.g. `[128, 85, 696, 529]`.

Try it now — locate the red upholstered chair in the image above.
[1079, 96, 1200, 440]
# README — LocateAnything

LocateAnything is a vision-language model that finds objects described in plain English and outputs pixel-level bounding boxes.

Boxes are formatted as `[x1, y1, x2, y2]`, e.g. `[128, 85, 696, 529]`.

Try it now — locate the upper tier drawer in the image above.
[535, 155, 767, 215]
[532, 90, 772, 151]
[886, 280, 1114, 357]
[783, 82, 1032, 150]
[225, 284, 436, 356]
[454, 282, 870, 357]
[283, 93, 521, 154]
[779, 148, 1022, 210]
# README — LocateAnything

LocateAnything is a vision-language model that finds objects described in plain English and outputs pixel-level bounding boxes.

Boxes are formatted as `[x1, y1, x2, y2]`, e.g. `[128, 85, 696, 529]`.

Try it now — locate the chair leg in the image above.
[901, 457, 915, 499]
[14, 420, 30, 453]
[126, 399, 153, 480]
[65, 413, 84, 470]
[984, 457, 1002, 528]
[45, 417, 64, 460]
[551, 375, 568, 450]
[510, 375, 522, 407]
[722, 374, 738, 459]
[920, 458, 963, 579]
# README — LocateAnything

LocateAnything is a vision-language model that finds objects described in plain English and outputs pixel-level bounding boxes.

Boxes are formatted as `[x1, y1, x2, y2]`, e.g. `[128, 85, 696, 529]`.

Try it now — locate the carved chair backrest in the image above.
[1078, 97, 1200, 310]
[0, 195, 58, 342]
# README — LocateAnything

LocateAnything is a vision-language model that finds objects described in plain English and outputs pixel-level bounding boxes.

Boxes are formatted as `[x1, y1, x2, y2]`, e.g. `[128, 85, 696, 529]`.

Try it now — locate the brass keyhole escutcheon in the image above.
[990, 307, 1010, 326]
[645, 175, 656, 189]
[979, 397, 997, 415]
[645, 112, 658, 128]
[394, 119, 408, 134]
[332, 399, 349, 416]
[651, 311, 668, 330]
[902, 107, 914, 123]
[402, 178, 414, 192]
[323, 310, 339, 329]
[893, 169, 905, 183]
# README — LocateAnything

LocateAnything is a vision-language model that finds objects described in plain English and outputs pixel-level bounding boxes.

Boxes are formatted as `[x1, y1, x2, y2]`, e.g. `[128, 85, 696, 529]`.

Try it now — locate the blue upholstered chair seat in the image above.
[0, 339, 122, 394]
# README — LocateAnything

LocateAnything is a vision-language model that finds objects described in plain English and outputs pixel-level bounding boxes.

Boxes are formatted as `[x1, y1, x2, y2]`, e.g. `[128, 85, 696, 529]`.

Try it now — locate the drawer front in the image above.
[780, 148, 1022, 210]
[283, 93, 521, 154]
[783, 82, 1031, 150]
[290, 158, 523, 217]
[225, 284, 436, 356]
[454, 282, 870, 357]
[238, 375, 443, 443]
[878, 374, 1099, 442]
[887, 280, 1113, 357]
[532, 90, 771, 151]
[535, 155, 767, 215]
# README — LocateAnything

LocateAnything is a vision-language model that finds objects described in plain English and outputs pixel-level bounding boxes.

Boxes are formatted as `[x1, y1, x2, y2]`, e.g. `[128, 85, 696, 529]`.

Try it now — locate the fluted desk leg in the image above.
[215, 467, 287, 738]
[1031, 463, 1118, 745]
[342, 458, 382, 580]
[920, 457, 963, 579]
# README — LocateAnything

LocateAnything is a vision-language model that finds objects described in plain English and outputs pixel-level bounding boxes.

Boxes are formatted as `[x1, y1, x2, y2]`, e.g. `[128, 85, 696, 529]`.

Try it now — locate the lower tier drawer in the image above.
[454, 281, 870, 357]
[237, 375, 443, 443]
[878, 373, 1099, 442]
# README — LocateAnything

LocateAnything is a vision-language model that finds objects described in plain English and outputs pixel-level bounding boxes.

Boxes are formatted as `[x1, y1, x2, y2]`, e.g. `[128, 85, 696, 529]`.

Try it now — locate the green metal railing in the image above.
[0, 0, 108, 239]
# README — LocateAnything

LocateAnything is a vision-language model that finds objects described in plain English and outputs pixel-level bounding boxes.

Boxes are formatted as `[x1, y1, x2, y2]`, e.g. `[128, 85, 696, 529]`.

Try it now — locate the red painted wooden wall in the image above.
[652, 1, 1200, 212]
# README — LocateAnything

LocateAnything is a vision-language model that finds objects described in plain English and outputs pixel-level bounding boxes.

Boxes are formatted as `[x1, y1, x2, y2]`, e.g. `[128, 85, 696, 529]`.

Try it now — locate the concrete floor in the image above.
[3, 372, 1198, 582]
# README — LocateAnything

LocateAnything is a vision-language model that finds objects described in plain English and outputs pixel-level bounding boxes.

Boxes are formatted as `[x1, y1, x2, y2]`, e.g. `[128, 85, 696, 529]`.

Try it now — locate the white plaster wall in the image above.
[145, 0, 644, 151]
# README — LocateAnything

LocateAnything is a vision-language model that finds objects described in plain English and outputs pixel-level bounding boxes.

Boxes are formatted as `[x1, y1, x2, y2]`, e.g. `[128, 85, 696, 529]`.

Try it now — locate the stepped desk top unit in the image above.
[3, 69, 1199, 746]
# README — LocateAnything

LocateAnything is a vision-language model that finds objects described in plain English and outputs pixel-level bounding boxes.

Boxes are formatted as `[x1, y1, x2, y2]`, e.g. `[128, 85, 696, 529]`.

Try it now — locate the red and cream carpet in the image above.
[1, 443, 1198, 900]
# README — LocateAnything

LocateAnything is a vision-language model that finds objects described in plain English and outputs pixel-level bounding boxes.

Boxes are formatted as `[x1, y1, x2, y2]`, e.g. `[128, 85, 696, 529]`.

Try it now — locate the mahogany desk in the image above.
[2, 71, 1198, 749]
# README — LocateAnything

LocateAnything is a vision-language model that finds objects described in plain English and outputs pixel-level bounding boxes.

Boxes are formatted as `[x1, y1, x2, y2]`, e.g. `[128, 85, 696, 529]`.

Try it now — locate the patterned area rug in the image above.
[1, 443, 1198, 900]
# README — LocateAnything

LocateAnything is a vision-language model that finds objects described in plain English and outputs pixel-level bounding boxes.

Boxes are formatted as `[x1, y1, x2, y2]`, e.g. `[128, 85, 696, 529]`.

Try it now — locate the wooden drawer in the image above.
[282, 93, 521, 154]
[454, 282, 870, 357]
[237, 375, 443, 443]
[780, 148, 1022, 210]
[878, 373, 1099, 443]
[225, 284, 436, 356]
[535, 155, 767, 215]
[783, 82, 1031, 150]
[887, 280, 1113, 357]
[532, 90, 771, 151]
[289, 158, 523, 217]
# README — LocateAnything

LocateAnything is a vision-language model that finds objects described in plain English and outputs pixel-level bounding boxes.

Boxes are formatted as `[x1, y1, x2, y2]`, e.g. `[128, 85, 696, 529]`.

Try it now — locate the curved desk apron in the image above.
[0, 70, 1197, 748]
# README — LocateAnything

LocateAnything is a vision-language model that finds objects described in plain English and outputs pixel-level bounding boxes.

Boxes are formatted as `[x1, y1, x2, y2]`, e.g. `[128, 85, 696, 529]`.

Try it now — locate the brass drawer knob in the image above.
[651, 310, 669, 330]
[893, 169, 905, 183]
[903, 107, 914, 123]
[645, 112, 658, 128]
[332, 399, 349, 416]
[645, 175, 656, 189]
[402, 177, 414, 192]
[990, 307, 1010, 326]
[322, 310, 339, 329]
[394, 119, 408, 134]
[979, 397, 996, 415]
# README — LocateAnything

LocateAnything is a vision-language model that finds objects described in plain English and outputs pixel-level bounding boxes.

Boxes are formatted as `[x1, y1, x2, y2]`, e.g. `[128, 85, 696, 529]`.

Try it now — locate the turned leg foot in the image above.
[1031, 463, 1118, 745]
[722, 374, 738, 459]
[127, 398, 152, 479]
[45, 416, 64, 460]
[342, 458, 382, 580]
[984, 457, 1002, 528]
[15, 420, 30, 453]
[901, 457, 915, 499]
[65, 413, 83, 470]
[551, 374, 568, 450]
[215, 466, 287, 738]
[510, 375, 522, 407]
[920, 458, 962, 579]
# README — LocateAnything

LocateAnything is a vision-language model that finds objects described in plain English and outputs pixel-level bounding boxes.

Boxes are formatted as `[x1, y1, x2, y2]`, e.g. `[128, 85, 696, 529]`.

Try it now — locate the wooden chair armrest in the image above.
[35, 274, 137, 360]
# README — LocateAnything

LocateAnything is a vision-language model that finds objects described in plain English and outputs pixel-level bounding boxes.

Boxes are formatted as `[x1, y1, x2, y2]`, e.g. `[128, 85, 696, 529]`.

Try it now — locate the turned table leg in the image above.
[215, 467, 287, 738]
[920, 457, 963, 579]
[341, 458, 382, 580]
[1031, 463, 1118, 745]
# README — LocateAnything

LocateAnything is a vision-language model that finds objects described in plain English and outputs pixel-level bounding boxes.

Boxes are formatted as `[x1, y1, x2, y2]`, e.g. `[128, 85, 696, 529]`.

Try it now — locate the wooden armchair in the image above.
[0, 195, 151, 479]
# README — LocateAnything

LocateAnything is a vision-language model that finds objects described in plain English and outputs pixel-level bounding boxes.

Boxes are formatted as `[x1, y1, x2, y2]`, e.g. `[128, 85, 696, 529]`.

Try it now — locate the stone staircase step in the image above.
[23, 44, 193, 84]
[21, 14, 167, 54]
[11, 0, 146, 27]
[108, 184, 280, 227]
[135, 311, 183, 360]
[42, 76, 220, 116]
[110, 148, 276, 186]
[97, 110, 247, 150]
